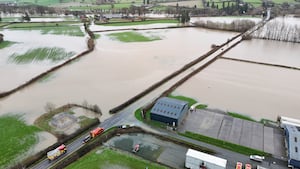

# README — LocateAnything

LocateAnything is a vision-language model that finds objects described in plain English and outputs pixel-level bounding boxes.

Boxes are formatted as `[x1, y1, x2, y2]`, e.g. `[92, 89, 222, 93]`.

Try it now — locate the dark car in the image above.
[82, 135, 91, 144]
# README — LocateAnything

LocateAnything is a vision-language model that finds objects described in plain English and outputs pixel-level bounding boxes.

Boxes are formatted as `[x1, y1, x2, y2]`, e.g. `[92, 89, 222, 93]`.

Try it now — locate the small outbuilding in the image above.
[150, 97, 189, 126]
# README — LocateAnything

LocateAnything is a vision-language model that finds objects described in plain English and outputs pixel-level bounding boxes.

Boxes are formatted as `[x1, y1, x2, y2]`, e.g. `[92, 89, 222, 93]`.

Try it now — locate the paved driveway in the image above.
[179, 109, 286, 159]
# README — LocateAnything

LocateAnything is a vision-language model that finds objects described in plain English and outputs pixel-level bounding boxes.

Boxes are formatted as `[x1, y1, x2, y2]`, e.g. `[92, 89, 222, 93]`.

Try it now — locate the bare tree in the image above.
[93, 104, 102, 116]
[45, 102, 56, 113]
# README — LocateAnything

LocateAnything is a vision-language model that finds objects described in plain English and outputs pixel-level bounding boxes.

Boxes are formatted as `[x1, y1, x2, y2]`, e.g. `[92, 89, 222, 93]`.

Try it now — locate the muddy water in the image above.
[174, 58, 300, 121]
[223, 39, 300, 68]
[0, 29, 87, 91]
[0, 27, 237, 124]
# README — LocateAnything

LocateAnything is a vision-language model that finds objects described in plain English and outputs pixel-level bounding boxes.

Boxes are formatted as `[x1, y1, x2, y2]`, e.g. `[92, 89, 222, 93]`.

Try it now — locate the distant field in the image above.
[99, 19, 178, 26]
[0, 0, 74, 6]
[65, 147, 168, 169]
[6, 22, 84, 36]
[8, 47, 75, 64]
[68, 3, 134, 10]
[0, 115, 40, 168]
[272, 0, 300, 4]
[108, 31, 161, 42]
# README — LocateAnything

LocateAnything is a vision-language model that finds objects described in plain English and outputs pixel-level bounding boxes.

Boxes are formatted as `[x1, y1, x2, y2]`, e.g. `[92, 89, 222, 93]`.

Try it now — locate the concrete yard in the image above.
[179, 109, 286, 159]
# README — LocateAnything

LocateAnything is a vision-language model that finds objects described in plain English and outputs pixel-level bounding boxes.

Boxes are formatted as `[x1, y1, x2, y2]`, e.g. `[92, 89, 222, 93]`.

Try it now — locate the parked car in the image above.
[250, 155, 265, 162]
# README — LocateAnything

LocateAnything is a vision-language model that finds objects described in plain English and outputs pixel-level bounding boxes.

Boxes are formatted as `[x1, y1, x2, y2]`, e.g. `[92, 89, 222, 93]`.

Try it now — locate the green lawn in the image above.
[65, 147, 168, 169]
[9, 47, 75, 64]
[100, 19, 179, 26]
[0, 41, 14, 49]
[108, 31, 161, 42]
[0, 115, 41, 168]
[6, 22, 84, 37]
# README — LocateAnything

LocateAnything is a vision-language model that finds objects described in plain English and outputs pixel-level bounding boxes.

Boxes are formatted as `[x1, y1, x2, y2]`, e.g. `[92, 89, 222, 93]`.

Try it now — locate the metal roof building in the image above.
[285, 124, 300, 168]
[185, 149, 227, 169]
[150, 97, 189, 126]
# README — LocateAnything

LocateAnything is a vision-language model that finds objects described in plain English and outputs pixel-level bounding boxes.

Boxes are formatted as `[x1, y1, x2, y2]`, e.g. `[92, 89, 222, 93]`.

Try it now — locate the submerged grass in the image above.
[6, 22, 84, 37]
[0, 41, 14, 49]
[0, 115, 40, 168]
[9, 47, 75, 64]
[65, 147, 168, 169]
[108, 31, 161, 42]
[100, 19, 179, 26]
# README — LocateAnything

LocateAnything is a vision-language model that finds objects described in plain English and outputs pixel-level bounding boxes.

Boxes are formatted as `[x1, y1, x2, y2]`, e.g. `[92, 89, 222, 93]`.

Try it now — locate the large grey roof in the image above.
[286, 124, 300, 161]
[150, 97, 188, 119]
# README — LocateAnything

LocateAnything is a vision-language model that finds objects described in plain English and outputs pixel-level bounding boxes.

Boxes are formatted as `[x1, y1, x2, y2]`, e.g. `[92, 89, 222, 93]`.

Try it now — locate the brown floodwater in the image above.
[0, 27, 237, 124]
[0, 29, 87, 91]
[174, 58, 300, 121]
[223, 38, 300, 68]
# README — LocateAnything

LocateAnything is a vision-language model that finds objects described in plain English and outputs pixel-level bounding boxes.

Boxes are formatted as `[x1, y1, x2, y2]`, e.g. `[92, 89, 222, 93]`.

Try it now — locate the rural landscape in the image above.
[0, 0, 300, 168]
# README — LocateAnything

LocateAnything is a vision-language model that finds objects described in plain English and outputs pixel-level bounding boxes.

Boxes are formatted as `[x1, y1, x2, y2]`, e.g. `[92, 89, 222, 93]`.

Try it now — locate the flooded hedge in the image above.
[194, 20, 256, 32]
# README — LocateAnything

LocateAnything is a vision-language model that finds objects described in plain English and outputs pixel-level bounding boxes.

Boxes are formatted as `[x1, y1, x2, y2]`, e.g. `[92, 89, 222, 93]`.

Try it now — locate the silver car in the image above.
[250, 155, 265, 162]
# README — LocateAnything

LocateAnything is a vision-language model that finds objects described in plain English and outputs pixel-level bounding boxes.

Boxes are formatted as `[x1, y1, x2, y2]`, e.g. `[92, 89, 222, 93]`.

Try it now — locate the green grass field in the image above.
[0, 41, 14, 49]
[69, 3, 134, 10]
[65, 147, 168, 169]
[0, 115, 41, 168]
[108, 31, 161, 42]
[6, 22, 84, 37]
[99, 19, 178, 26]
[9, 47, 75, 64]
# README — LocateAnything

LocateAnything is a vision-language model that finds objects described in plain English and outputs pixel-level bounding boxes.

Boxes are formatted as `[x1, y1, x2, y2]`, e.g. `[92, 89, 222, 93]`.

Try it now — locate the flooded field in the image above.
[223, 39, 300, 68]
[105, 133, 187, 168]
[0, 29, 87, 91]
[174, 58, 300, 121]
[0, 27, 236, 124]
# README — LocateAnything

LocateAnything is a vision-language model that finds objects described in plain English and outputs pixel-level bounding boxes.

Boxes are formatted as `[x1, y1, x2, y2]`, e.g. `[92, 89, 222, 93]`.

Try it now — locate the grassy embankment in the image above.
[8, 47, 75, 64]
[0, 115, 41, 168]
[180, 131, 269, 156]
[6, 22, 84, 37]
[108, 31, 161, 42]
[65, 147, 168, 169]
[0, 0, 74, 6]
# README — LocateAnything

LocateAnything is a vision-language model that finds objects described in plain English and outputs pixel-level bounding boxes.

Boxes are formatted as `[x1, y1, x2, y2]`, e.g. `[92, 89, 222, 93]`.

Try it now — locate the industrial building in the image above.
[185, 148, 227, 169]
[150, 97, 189, 126]
[284, 124, 300, 168]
